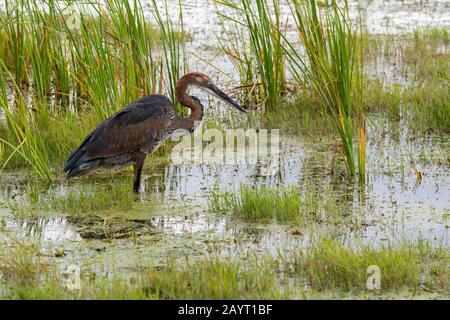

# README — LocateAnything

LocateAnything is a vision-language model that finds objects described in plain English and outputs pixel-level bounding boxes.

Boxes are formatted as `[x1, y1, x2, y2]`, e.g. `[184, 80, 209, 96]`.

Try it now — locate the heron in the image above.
[63, 72, 247, 193]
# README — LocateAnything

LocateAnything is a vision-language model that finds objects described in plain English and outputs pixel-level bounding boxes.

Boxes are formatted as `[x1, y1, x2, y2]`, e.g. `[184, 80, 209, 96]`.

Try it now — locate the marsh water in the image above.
[1, 125, 449, 275]
[0, 0, 449, 290]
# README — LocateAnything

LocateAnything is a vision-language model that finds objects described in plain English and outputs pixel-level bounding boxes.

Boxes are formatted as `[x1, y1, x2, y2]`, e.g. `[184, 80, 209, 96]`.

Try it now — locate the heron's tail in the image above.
[66, 165, 85, 179]
[63, 148, 95, 179]
[64, 146, 84, 171]
[63, 131, 96, 176]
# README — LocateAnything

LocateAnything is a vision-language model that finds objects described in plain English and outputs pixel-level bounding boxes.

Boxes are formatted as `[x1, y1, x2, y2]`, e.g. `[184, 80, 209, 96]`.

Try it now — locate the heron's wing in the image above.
[85, 107, 170, 157]
[64, 96, 174, 171]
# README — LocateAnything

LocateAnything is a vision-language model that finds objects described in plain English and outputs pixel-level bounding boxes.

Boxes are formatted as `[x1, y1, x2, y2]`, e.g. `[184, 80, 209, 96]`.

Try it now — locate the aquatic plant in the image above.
[43, 178, 144, 215]
[284, 0, 365, 178]
[285, 238, 449, 291]
[0, 63, 53, 180]
[210, 184, 324, 224]
[1, 238, 447, 299]
[215, 0, 287, 111]
[0, 0, 187, 174]
[150, 0, 187, 115]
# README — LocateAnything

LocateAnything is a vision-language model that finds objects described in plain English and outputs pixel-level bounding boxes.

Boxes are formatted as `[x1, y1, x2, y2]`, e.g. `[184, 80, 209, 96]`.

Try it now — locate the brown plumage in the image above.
[63, 72, 246, 193]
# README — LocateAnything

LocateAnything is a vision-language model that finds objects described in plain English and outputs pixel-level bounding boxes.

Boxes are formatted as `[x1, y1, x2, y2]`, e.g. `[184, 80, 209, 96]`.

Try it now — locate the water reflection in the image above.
[5, 217, 81, 242]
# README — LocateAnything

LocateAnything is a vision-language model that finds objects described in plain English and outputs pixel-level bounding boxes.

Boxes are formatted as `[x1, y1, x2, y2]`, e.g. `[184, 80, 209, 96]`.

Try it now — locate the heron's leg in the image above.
[133, 154, 146, 193]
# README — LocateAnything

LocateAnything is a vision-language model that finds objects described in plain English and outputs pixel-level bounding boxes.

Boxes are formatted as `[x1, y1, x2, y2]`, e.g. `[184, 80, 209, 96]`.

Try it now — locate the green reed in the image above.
[0, 0, 187, 176]
[209, 184, 324, 224]
[0, 0, 181, 115]
[214, 9, 261, 108]
[0, 62, 53, 180]
[285, 0, 365, 177]
[150, 0, 187, 115]
[215, 0, 286, 111]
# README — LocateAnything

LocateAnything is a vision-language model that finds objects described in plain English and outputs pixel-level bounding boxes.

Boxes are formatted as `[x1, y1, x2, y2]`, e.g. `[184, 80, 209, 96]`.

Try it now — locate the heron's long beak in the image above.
[204, 84, 247, 113]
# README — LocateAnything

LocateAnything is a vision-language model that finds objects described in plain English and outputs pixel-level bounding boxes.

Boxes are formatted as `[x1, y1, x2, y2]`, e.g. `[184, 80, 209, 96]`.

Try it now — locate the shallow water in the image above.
[0, 123, 448, 274]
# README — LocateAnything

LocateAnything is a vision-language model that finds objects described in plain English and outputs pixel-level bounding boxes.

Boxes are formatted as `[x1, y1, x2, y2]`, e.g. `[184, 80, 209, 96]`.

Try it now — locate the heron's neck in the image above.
[175, 77, 204, 126]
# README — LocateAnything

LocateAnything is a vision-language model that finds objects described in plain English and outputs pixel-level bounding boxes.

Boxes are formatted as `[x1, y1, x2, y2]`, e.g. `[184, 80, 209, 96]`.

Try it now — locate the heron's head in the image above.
[186, 72, 247, 113]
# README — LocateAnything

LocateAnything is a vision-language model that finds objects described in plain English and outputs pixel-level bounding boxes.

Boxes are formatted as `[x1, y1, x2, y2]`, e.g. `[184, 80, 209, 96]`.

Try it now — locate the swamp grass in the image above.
[0, 0, 187, 179]
[285, 0, 365, 178]
[283, 238, 449, 292]
[401, 29, 450, 133]
[210, 185, 309, 223]
[263, 25, 449, 138]
[216, 0, 366, 177]
[0, 0, 447, 183]
[5, 260, 284, 300]
[0, 0, 161, 113]
[263, 91, 336, 136]
[216, 0, 287, 111]
[0, 237, 447, 299]
[362, 27, 449, 133]
[41, 179, 142, 216]
[5, 166, 166, 218]
[209, 183, 356, 227]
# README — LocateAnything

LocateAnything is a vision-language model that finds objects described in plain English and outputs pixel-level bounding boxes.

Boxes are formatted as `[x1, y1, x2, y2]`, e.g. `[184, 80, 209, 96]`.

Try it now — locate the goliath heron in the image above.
[63, 72, 246, 193]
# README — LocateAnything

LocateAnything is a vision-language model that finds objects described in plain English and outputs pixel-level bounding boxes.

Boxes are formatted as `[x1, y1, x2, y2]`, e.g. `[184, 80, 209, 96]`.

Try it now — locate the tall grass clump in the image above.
[209, 185, 321, 224]
[215, 0, 286, 111]
[64, 0, 162, 118]
[285, 0, 365, 178]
